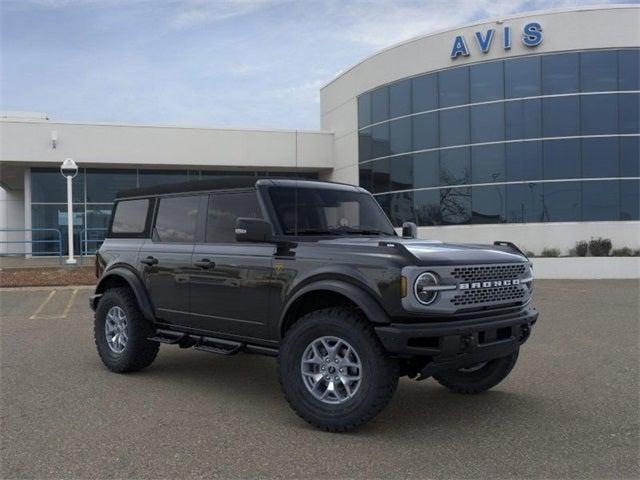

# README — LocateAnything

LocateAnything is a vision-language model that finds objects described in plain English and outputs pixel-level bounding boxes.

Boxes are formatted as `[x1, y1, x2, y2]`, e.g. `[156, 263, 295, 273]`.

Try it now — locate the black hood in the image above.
[316, 236, 527, 266]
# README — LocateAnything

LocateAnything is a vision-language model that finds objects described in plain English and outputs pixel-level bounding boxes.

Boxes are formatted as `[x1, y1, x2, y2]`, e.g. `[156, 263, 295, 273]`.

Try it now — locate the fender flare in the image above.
[94, 267, 155, 322]
[278, 279, 390, 337]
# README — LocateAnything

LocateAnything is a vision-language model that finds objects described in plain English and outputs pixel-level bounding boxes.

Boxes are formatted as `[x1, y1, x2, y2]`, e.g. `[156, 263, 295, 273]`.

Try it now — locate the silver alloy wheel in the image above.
[105, 306, 128, 354]
[458, 361, 488, 373]
[300, 336, 362, 405]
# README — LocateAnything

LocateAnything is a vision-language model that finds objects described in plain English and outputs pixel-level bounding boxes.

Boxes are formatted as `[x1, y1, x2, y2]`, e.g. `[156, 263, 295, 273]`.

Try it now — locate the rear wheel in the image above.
[278, 307, 398, 432]
[433, 349, 519, 394]
[94, 287, 159, 373]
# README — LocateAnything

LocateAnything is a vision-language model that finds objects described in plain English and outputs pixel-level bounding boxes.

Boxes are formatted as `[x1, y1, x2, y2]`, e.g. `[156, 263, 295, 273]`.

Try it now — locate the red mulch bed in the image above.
[0, 267, 97, 287]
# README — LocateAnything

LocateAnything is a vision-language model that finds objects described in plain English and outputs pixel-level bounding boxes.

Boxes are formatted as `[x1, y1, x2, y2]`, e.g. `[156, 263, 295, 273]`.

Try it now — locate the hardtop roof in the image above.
[115, 177, 363, 199]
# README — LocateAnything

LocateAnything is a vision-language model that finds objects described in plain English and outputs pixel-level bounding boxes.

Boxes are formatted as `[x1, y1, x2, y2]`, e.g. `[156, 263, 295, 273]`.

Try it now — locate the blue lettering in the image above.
[474, 29, 495, 53]
[522, 22, 543, 47]
[450, 35, 469, 59]
[503, 26, 511, 50]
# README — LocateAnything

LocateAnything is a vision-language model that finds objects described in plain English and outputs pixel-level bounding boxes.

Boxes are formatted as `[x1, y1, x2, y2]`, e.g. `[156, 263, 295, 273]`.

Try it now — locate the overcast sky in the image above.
[1, 0, 636, 130]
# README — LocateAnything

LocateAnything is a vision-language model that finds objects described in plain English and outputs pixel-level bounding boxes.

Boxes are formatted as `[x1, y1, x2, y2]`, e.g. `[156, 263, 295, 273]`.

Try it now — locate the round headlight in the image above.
[414, 272, 439, 305]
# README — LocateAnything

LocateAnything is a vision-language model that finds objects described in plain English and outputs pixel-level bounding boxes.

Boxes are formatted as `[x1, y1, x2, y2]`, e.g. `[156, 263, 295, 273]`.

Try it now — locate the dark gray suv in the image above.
[91, 177, 538, 431]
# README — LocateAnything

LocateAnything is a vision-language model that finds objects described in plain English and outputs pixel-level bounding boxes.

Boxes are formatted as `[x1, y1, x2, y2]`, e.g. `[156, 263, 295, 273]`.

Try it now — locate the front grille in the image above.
[451, 285, 526, 306]
[450, 264, 527, 283]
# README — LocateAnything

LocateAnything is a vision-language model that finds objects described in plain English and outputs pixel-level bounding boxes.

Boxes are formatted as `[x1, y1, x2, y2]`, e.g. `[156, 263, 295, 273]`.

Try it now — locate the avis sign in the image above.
[450, 22, 543, 59]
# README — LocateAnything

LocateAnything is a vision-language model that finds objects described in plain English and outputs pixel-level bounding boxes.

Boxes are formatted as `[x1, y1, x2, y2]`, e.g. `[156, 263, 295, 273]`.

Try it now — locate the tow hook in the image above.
[520, 325, 531, 342]
[461, 334, 476, 352]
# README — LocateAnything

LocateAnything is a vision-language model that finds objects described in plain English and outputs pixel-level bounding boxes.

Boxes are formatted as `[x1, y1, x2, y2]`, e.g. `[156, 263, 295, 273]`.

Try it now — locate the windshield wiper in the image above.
[333, 227, 391, 236]
[289, 229, 339, 235]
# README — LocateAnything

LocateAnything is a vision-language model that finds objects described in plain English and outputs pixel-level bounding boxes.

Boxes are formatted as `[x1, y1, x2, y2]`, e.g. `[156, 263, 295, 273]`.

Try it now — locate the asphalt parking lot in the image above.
[1, 280, 638, 479]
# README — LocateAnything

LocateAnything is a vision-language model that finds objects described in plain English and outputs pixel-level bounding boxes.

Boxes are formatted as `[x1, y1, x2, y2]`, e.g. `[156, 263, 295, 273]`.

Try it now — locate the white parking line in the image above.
[29, 290, 56, 320]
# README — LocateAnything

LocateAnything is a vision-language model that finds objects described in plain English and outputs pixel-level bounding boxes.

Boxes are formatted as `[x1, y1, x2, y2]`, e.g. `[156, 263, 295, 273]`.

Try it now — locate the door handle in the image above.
[141, 256, 158, 266]
[194, 259, 214, 269]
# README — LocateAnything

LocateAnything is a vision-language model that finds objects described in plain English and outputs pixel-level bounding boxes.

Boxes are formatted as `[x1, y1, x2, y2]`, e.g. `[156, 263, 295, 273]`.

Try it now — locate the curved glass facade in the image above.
[357, 49, 640, 226]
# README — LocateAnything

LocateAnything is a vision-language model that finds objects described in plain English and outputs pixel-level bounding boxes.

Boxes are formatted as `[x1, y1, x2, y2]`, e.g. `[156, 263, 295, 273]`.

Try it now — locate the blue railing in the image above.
[0, 228, 64, 264]
[79, 228, 107, 264]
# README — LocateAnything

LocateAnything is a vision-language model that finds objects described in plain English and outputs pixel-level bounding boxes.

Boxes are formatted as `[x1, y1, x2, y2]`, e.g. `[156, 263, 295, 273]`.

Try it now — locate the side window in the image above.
[111, 199, 149, 234]
[206, 191, 262, 243]
[154, 195, 200, 243]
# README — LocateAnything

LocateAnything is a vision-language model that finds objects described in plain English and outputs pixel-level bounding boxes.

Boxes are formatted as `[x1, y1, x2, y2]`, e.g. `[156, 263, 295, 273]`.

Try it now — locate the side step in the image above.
[148, 329, 245, 356]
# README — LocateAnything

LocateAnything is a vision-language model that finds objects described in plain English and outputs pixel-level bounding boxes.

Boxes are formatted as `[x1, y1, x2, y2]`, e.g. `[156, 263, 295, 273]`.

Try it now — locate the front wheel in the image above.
[433, 349, 519, 394]
[278, 307, 398, 432]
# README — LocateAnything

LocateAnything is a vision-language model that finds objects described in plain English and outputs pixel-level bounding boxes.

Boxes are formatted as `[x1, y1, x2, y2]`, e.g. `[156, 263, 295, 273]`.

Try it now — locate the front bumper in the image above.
[375, 306, 538, 378]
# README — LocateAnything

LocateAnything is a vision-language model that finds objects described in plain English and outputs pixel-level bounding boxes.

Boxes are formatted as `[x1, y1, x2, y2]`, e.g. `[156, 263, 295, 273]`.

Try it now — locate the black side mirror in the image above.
[235, 218, 273, 243]
[402, 222, 417, 239]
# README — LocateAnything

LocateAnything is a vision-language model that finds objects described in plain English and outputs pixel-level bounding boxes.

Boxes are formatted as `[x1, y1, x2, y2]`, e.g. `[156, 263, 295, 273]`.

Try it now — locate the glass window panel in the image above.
[505, 99, 542, 140]
[86, 169, 137, 203]
[390, 155, 413, 191]
[112, 199, 149, 233]
[580, 51, 618, 92]
[388, 191, 415, 227]
[619, 93, 639, 134]
[543, 96, 580, 137]
[620, 137, 640, 177]
[414, 189, 441, 226]
[200, 170, 254, 177]
[371, 123, 390, 159]
[542, 52, 579, 94]
[582, 181, 620, 221]
[154, 195, 200, 243]
[358, 94, 371, 128]
[206, 192, 262, 243]
[470, 61, 504, 102]
[439, 108, 469, 147]
[139, 170, 188, 187]
[542, 181, 581, 222]
[413, 151, 440, 189]
[506, 183, 544, 223]
[31, 168, 84, 203]
[506, 142, 543, 182]
[440, 147, 470, 186]
[543, 139, 581, 180]
[505, 56, 541, 98]
[370, 86, 389, 123]
[439, 67, 469, 107]
[372, 158, 390, 194]
[412, 73, 438, 113]
[359, 164, 373, 192]
[412, 112, 438, 151]
[472, 185, 505, 224]
[621, 179, 640, 220]
[582, 137, 619, 178]
[440, 187, 471, 225]
[389, 79, 411, 118]
[471, 144, 505, 183]
[581, 94, 618, 135]
[359, 128, 372, 162]
[31, 204, 84, 255]
[389, 117, 412, 155]
[87, 205, 113, 230]
[619, 49, 640, 91]
[470, 103, 504, 143]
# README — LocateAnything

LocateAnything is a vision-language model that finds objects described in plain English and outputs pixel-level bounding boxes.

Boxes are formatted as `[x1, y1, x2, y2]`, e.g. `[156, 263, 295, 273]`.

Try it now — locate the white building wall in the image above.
[0, 187, 25, 254]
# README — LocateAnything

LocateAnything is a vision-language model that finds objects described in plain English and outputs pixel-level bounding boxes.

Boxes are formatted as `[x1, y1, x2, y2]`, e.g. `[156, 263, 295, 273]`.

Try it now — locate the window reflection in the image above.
[389, 117, 411, 155]
[390, 79, 411, 118]
[505, 183, 544, 223]
[439, 67, 469, 108]
[505, 99, 542, 140]
[411, 73, 438, 113]
[582, 138, 619, 178]
[470, 61, 504, 102]
[414, 189, 441, 226]
[542, 52, 579, 94]
[506, 142, 543, 182]
[542, 181, 581, 222]
[471, 145, 505, 183]
[582, 181, 620, 221]
[371, 86, 389, 123]
[471, 103, 504, 143]
[505, 56, 541, 98]
[543, 96, 580, 137]
[390, 155, 413, 191]
[581, 94, 618, 135]
[580, 51, 617, 92]
[472, 185, 505, 224]
[621, 180, 640, 220]
[440, 147, 470, 186]
[543, 139, 580, 180]
[439, 108, 469, 147]
[440, 187, 471, 225]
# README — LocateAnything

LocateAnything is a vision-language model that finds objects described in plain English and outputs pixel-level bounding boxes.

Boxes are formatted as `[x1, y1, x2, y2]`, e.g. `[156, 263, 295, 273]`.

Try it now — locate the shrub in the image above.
[525, 250, 535, 257]
[611, 247, 634, 256]
[574, 240, 588, 257]
[541, 247, 560, 257]
[589, 237, 612, 257]
[634, 249, 640, 257]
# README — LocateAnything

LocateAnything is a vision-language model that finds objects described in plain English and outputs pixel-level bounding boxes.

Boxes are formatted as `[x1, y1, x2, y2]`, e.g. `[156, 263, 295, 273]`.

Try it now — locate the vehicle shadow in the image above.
[131, 348, 557, 436]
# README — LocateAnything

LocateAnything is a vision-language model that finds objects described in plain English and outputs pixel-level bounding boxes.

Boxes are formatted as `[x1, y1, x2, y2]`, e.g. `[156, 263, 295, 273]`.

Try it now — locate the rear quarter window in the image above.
[110, 199, 150, 235]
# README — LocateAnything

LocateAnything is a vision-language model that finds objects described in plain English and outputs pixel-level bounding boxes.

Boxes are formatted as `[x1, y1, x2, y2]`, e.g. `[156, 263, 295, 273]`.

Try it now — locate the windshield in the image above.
[268, 186, 396, 236]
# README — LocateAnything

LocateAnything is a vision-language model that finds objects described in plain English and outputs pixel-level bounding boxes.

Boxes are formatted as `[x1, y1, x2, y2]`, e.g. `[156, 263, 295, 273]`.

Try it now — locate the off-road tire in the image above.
[94, 287, 159, 373]
[278, 307, 399, 432]
[433, 349, 519, 394]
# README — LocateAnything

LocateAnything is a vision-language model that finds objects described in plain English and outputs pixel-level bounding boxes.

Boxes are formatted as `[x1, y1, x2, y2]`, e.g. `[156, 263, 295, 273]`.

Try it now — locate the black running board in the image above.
[148, 328, 278, 357]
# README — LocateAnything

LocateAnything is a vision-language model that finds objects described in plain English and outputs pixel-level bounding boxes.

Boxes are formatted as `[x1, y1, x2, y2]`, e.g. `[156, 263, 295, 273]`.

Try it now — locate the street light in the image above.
[60, 158, 78, 265]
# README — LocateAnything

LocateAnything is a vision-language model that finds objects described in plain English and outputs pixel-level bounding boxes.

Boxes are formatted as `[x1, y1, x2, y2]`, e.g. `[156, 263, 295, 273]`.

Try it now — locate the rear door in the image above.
[140, 194, 203, 326]
[189, 190, 274, 339]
